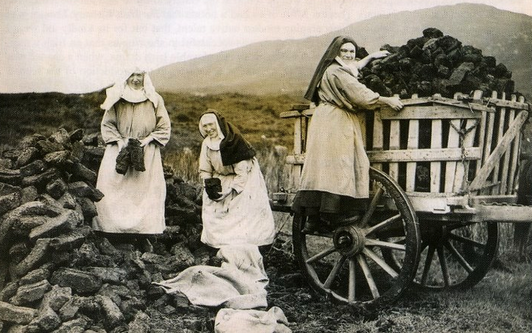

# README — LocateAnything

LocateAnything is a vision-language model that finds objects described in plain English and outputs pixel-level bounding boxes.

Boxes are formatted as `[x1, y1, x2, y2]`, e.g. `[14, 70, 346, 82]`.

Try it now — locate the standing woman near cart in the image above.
[93, 68, 171, 239]
[292, 36, 404, 232]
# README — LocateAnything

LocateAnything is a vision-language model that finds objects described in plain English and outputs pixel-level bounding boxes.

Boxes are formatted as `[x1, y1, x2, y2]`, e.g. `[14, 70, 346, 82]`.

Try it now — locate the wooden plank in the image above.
[491, 106, 507, 194]
[475, 110, 487, 176]
[380, 106, 483, 120]
[481, 109, 496, 194]
[468, 111, 529, 192]
[507, 111, 521, 194]
[453, 119, 478, 192]
[406, 120, 419, 191]
[388, 120, 400, 181]
[371, 111, 383, 170]
[499, 109, 515, 194]
[430, 120, 442, 193]
[444, 119, 461, 192]
[370, 147, 480, 163]
[486, 98, 529, 110]
[290, 117, 303, 189]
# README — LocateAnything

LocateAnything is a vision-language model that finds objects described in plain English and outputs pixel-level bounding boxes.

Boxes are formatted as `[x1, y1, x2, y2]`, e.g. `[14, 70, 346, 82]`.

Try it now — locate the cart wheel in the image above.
[292, 167, 420, 307]
[413, 221, 499, 290]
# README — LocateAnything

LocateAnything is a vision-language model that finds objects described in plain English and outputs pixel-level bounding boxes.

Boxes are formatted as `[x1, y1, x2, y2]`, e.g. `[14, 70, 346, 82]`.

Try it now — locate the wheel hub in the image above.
[333, 226, 366, 256]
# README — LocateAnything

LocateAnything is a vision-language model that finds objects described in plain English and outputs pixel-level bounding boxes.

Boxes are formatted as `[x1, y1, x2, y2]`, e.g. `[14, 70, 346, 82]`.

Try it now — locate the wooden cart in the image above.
[271, 90, 531, 308]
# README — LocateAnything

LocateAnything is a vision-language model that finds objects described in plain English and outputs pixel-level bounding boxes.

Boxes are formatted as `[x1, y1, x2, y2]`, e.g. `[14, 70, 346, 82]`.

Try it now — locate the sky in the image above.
[1, 0, 531, 94]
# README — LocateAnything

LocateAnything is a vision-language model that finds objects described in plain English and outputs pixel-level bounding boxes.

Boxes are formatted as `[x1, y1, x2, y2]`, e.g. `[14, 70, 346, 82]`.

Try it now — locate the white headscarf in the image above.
[335, 56, 359, 77]
[199, 113, 225, 150]
[100, 67, 159, 111]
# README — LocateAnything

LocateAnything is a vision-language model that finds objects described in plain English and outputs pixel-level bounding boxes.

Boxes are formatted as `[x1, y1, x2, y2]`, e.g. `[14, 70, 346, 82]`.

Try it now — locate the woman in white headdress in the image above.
[93, 68, 171, 235]
[198, 110, 275, 248]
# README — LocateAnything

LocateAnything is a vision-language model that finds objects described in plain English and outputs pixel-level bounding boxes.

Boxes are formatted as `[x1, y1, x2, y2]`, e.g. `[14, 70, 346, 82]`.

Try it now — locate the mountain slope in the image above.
[150, 3, 532, 96]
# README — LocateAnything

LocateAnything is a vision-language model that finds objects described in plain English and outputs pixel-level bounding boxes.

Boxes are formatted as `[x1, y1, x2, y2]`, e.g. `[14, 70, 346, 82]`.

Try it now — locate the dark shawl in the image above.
[304, 36, 360, 104]
[200, 110, 256, 166]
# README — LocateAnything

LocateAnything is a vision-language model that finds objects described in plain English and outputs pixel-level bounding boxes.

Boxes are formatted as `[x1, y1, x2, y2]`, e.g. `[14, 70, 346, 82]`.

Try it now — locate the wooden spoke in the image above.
[360, 186, 384, 227]
[348, 259, 356, 302]
[365, 239, 406, 251]
[363, 248, 399, 278]
[448, 233, 485, 248]
[444, 240, 474, 273]
[420, 245, 436, 285]
[365, 214, 402, 236]
[356, 255, 380, 299]
[323, 255, 347, 289]
[306, 246, 337, 264]
[437, 246, 450, 287]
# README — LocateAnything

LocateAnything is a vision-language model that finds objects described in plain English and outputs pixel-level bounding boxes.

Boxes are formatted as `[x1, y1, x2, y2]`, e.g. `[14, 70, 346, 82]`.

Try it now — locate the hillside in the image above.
[150, 3, 532, 96]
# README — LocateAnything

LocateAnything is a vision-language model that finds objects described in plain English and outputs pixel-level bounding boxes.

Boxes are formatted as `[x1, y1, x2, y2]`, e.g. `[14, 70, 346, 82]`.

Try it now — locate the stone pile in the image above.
[0, 128, 205, 332]
[359, 28, 517, 98]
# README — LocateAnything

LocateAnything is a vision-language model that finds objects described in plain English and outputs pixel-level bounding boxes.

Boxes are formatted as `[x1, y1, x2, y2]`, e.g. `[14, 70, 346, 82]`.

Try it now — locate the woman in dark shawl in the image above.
[292, 36, 403, 232]
[198, 110, 275, 248]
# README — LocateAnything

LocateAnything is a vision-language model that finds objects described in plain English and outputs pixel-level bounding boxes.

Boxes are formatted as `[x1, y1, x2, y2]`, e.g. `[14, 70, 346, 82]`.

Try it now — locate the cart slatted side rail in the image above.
[278, 91, 529, 214]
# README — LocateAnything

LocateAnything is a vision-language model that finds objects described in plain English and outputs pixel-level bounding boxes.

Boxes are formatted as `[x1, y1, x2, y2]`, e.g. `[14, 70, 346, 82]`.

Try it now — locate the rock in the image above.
[19, 160, 46, 177]
[19, 264, 52, 286]
[68, 181, 104, 202]
[30, 305, 61, 331]
[43, 150, 71, 166]
[13, 215, 48, 237]
[58, 298, 79, 321]
[11, 239, 51, 278]
[69, 129, 84, 142]
[29, 209, 83, 241]
[49, 231, 87, 251]
[36, 140, 63, 154]
[21, 168, 60, 188]
[0, 167, 21, 186]
[15, 147, 40, 168]
[0, 192, 22, 216]
[97, 295, 125, 329]
[40, 285, 72, 312]
[76, 196, 98, 219]
[58, 191, 78, 209]
[0, 301, 37, 324]
[20, 186, 38, 204]
[10, 279, 52, 306]
[0, 183, 20, 196]
[0, 282, 19, 302]
[54, 317, 88, 333]
[45, 178, 68, 199]
[49, 128, 71, 147]
[50, 268, 103, 294]
[70, 162, 97, 184]
[85, 267, 128, 284]
[127, 311, 150, 333]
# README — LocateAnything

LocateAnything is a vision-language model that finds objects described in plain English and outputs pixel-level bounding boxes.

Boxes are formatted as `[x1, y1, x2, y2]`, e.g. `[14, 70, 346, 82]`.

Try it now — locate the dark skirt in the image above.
[292, 190, 368, 217]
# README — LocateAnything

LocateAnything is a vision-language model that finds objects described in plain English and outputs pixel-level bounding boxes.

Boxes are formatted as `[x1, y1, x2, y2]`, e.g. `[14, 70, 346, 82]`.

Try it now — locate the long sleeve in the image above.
[100, 106, 122, 144]
[198, 142, 213, 180]
[148, 95, 171, 146]
[319, 64, 380, 111]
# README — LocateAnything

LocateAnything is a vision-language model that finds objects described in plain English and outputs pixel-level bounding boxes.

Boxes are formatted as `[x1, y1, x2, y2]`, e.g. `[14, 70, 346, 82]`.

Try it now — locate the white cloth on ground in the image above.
[154, 244, 269, 309]
[214, 306, 292, 333]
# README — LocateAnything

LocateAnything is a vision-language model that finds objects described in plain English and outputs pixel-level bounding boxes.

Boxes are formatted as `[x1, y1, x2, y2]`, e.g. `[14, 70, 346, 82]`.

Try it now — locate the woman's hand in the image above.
[370, 50, 390, 60]
[379, 96, 404, 111]
[212, 188, 235, 202]
[139, 137, 153, 147]
[116, 139, 126, 151]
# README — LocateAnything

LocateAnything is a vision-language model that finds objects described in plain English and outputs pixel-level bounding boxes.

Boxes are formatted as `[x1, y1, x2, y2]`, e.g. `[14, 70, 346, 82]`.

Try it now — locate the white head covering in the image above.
[199, 113, 225, 150]
[100, 67, 159, 111]
[335, 56, 359, 77]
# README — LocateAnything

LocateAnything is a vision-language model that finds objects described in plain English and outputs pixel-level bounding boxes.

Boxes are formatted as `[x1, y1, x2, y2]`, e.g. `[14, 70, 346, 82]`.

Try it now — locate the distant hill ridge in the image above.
[150, 3, 532, 96]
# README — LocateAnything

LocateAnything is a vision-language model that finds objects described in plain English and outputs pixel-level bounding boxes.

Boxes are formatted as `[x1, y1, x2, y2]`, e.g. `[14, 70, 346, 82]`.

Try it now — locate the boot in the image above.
[115, 146, 130, 175]
[128, 138, 145, 172]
